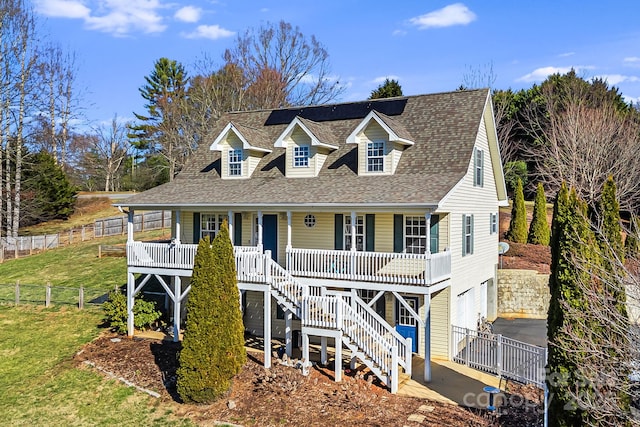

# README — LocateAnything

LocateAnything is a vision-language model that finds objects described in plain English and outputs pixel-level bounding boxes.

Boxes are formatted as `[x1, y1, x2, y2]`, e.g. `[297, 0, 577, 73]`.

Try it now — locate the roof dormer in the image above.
[210, 122, 272, 179]
[346, 110, 414, 176]
[274, 117, 338, 178]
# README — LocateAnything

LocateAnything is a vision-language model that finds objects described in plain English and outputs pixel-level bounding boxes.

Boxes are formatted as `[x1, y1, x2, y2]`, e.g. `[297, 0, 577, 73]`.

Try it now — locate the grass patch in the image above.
[21, 196, 122, 236]
[0, 229, 169, 306]
[0, 306, 191, 426]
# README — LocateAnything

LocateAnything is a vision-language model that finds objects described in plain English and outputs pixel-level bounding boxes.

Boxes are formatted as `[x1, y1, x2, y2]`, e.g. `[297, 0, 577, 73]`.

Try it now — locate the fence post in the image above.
[69, 229, 73, 245]
[14, 240, 18, 259]
[45, 283, 51, 307]
[15, 280, 20, 305]
[81, 225, 86, 242]
[464, 328, 470, 366]
[496, 334, 502, 377]
[79, 287, 84, 309]
[0, 240, 4, 263]
[30, 236, 34, 255]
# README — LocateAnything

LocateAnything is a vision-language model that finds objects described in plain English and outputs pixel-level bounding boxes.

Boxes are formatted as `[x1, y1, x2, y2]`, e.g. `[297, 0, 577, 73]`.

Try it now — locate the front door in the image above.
[262, 214, 278, 262]
[396, 296, 419, 353]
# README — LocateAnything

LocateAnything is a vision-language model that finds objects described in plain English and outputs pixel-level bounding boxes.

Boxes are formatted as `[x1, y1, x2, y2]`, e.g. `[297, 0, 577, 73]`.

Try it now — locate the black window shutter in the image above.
[234, 212, 242, 246]
[334, 214, 343, 250]
[366, 214, 375, 252]
[193, 212, 201, 244]
[393, 214, 404, 253]
[462, 214, 466, 256]
[430, 214, 439, 254]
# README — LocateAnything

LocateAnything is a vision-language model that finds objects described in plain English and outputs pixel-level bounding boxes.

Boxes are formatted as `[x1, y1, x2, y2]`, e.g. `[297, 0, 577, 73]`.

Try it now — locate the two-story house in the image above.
[118, 88, 508, 393]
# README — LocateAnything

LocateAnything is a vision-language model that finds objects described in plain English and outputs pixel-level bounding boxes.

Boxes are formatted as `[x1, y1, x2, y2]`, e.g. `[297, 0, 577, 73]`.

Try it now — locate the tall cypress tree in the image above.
[506, 177, 528, 243]
[547, 185, 600, 426]
[528, 182, 550, 245]
[177, 222, 245, 403]
[625, 215, 640, 257]
[597, 177, 631, 422]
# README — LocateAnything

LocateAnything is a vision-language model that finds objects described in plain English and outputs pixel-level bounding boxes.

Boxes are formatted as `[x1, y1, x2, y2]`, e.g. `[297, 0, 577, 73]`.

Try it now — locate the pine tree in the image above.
[528, 183, 550, 245]
[369, 78, 403, 99]
[176, 221, 245, 403]
[505, 177, 528, 243]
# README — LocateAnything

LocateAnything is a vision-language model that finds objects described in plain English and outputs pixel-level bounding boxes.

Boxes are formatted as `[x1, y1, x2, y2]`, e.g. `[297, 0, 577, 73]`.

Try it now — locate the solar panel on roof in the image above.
[264, 98, 407, 125]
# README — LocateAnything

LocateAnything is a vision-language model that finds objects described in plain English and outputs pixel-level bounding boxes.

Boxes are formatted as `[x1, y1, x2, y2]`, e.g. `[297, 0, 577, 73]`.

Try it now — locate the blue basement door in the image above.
[262, 214, 278, 262]
[396, 296, 419, 353]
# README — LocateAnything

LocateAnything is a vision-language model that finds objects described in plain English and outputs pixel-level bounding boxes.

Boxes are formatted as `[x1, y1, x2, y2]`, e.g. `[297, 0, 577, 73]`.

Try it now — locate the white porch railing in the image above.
[287, 248, 451, 285]
[127, 242, 198, 270]
[452, 325, 547, 388]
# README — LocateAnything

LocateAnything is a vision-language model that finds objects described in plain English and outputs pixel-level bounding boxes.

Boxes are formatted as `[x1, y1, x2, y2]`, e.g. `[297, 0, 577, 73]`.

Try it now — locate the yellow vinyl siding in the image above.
[375, 213, 394, 252]
[436, 213, 450, 252]
[430, 288, 450, 358]
[291, 212, 335, 250]
[182, 211, 194, 243]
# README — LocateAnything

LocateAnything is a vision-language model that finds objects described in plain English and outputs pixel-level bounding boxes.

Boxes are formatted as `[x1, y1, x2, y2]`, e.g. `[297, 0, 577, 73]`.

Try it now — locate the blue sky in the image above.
[33, 1, 640, 128]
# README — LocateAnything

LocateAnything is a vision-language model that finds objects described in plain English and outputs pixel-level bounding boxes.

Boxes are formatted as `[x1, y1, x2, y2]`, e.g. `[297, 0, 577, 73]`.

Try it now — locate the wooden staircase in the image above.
[264, 256, 412, 393]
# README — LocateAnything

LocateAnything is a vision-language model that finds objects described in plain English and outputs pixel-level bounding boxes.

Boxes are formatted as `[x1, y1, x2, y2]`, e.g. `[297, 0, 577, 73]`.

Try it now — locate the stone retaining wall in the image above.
[497, 269, 550, 319]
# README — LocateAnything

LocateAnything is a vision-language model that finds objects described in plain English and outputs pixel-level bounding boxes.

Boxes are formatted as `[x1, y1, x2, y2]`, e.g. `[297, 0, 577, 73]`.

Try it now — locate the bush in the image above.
[504, 160, 527, 195]
[102, 290, 162, 334]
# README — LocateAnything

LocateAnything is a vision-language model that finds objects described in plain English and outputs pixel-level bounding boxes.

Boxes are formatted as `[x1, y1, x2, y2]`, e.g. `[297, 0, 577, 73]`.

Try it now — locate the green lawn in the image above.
[0, 229, 168, 306]
[0, 306, 191, 426]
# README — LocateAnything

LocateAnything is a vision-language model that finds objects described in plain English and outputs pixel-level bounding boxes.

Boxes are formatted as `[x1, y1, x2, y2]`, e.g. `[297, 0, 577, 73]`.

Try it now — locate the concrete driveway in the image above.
[491, 317, 547, 347]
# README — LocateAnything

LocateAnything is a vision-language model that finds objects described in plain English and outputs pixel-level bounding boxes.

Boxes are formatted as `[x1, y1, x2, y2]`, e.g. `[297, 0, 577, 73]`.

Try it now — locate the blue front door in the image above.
[396, 297, 419, 353]
[262, 214, 278, 262]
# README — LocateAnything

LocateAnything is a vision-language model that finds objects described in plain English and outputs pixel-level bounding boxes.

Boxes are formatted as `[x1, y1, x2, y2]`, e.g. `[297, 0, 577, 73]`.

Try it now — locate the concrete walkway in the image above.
[397, 356, 501, 408]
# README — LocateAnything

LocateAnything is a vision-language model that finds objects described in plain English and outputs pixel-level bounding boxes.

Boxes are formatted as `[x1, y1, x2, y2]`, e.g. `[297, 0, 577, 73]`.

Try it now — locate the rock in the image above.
[227, 400, 236, 410]
[110, 338, 121, 343]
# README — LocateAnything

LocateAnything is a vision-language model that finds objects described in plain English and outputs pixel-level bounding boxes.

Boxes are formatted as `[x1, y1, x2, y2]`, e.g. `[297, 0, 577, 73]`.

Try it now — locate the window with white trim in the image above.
[344, 215, 365, 251]
[201, 213, 226, 240]
[293, 145, 309, 167]
[474, 148, 484, 187]
[366, 141, 384, 172]
[463, 214, 474, 256]
[405, 216, 427, 254]
[490, 212, 498, 235]
[228, 149, 242, 176]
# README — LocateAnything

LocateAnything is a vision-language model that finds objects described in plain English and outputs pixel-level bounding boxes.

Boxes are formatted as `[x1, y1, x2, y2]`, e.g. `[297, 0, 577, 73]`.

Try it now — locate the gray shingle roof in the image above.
[122, 89, 489, 209]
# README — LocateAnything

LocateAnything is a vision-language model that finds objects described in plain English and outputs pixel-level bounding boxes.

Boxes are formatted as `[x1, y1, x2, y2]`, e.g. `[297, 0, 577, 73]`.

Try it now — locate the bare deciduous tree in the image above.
[525, 85, 640, 211]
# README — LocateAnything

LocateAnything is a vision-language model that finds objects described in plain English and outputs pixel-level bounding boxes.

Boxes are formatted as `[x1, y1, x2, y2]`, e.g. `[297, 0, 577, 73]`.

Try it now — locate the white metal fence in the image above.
[452, 325, 547, 388]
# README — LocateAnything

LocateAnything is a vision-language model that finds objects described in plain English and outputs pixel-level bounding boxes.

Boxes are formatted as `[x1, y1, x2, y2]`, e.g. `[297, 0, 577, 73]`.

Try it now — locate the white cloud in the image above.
[372, 75, 400, 84]
[516, 66, 594, 82]
[594, 74, 640, 85]
[624, 57, 640, 63]
[558, 52, 575, 58]
[34, 0, 90, 18]
[35, 0, 167, 36]
[181, 24, 234, 40]
[409, 3, 476, 29]
[392, 29, 407, 37]
[175, 6, 201, 23]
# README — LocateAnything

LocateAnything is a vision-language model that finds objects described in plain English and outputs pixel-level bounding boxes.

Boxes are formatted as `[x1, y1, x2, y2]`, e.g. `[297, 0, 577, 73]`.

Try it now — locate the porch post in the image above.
[302, 332, 310, 366]
[285, 309, 293, 357]
[425, 212, 432, 285]
[424, 293, 432, 382]
[335, 334, 343, 382]
[126, 271, 134, 337]
[264, 288, 271, 368]
[173, 276, 181, 343]
[257, 210, 264, 251]
[174, 210, 181, 243]
[127, 209, 134, 243]
[286, 211, 292, 250]
[228, 210, 233, 244]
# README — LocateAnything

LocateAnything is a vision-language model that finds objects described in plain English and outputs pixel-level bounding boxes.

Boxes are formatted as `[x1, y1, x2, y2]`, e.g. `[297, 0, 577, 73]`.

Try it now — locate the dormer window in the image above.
[293, 146, 309, 167]
[229, 149, 243, 176]
[367, 141, 385, 172]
